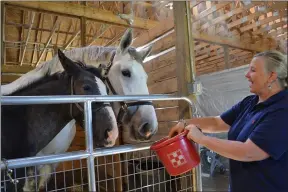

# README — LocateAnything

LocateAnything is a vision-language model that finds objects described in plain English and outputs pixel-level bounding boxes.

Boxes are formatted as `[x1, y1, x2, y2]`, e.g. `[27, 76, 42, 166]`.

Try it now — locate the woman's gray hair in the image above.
[254, 50, 287, 89]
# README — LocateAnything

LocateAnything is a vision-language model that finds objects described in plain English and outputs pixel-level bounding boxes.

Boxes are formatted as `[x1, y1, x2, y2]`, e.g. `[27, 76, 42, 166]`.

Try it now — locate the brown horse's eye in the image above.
[83, 84, 91, 91]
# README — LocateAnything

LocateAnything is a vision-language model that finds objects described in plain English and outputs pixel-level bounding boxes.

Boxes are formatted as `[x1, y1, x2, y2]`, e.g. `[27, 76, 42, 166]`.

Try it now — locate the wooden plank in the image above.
[268, 27, 287, 37]
[1, 64, 34, 73]
[149, 32, 175, 55]
[149, 50, 176, 71]
[240, 12, 287, 33]
[1, 73, 22, 84]
[155, 107, 179, 122]
[192, 30, 271, 52]
[226, 5, 286, 30]
[200, 2, 259, 31]
[153, 100, 179, 109]
[132, 16, 174, 47]
[6, 1, 159, 30]
[252, 20, 286, 35]
[147, 64, 176, 85]
[148, 77, 177, 94]
[1, 2, 4, 67]
[192, 2, 231, 22]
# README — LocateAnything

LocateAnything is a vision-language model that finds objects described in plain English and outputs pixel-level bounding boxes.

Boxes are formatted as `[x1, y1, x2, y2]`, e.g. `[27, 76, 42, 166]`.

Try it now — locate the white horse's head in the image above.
[102, 29, 158, 142]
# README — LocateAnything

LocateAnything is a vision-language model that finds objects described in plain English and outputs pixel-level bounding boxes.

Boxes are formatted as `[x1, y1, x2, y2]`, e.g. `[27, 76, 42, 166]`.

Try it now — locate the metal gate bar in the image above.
[1, 94, 202, 191]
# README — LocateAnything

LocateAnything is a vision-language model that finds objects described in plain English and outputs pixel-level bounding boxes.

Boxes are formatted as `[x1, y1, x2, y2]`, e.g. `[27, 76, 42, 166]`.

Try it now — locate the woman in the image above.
[169, 50, 288, 192]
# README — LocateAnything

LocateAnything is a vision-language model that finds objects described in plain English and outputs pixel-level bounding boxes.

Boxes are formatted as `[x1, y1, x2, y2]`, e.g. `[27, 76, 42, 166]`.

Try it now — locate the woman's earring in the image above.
[268, 84, 272, 90]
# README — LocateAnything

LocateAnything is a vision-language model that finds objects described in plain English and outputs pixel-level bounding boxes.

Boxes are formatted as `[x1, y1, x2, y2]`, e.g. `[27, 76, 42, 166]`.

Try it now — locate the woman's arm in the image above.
[185, 116, 230, 133]
[186, 125, 269, 162]
[200, 136, 269, 162]
[168, 116, 230, 138]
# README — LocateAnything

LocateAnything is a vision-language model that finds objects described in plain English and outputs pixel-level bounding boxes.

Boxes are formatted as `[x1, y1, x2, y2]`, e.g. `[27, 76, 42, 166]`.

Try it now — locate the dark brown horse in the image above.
[1, 49, 118, 191]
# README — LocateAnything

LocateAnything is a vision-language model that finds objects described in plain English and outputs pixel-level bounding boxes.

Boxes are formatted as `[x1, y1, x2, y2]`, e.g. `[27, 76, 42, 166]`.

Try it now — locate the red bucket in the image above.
[150, 130, 200, 176]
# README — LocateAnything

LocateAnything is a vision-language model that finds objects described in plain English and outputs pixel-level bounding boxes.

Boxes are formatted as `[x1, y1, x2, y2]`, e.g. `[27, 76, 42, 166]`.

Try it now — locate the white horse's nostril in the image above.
[145, 131, 152, 138]
[139, 123, 153, 139]
[107, 131, 112, 138]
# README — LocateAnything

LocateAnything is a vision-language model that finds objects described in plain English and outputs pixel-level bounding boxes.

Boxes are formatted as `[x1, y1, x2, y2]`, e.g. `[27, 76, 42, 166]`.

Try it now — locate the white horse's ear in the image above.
[138, 44, 153, 62]
[117, 28, 133, 54]
[98, 64, 107, 77]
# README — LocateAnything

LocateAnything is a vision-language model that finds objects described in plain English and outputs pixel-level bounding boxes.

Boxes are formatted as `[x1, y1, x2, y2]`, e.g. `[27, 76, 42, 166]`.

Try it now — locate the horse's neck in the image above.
[10, 75, 71, 96]
[23, 78, 73, 154]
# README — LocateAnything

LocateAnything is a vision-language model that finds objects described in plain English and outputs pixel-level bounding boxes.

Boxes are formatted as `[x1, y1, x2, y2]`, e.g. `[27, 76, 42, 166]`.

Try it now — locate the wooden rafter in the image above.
[6, 1, 159, 30]
[252, 20, 286, 35]
[35, 16, 60, 66]
[240, 11, 287, 33]
[20, 11, 35, 66]
[63, 30, 81, 50]
[18, 10, 25, 63]
[88, 24, 111, 46]
[192, 2, 231, 22]
[104, 29, 125, 46]
[200, 2, 259, 31]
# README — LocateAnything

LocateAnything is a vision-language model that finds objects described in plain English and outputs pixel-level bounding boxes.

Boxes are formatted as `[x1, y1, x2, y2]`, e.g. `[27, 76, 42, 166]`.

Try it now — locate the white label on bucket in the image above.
[167, 149, 187, 168]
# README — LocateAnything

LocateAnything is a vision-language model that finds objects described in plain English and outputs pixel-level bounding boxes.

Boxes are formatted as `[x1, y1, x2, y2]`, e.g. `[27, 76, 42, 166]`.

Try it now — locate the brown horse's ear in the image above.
[58, 49, 81, 77]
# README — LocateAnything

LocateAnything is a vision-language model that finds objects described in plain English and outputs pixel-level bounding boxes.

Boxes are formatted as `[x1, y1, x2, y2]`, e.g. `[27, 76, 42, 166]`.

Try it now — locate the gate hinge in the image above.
[187, 81, 202, 95]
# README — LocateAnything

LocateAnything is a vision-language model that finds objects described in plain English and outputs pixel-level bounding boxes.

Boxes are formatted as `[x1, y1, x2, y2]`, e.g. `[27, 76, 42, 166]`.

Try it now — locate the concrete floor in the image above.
[202, 172, 229, 191]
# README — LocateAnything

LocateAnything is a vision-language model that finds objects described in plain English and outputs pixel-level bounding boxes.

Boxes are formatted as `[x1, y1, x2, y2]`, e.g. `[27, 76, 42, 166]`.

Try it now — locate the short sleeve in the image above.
[220, 95, 254, 126]
[249, 109, 288, 160]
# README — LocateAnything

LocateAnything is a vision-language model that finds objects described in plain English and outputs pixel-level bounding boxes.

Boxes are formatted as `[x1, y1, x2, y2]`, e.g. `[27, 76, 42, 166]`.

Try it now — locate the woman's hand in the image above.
[185, 124, 205, 144]
[168, 122, 185, 138]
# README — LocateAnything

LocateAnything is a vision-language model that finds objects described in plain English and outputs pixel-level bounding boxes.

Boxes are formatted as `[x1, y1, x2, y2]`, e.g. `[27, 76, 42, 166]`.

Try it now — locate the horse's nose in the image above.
[139, 122, 153, 139]
[105, 129, 118, 146]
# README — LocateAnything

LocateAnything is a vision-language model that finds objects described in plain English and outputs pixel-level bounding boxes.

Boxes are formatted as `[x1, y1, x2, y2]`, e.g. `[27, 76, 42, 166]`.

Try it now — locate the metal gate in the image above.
[1, 95, 202, 191]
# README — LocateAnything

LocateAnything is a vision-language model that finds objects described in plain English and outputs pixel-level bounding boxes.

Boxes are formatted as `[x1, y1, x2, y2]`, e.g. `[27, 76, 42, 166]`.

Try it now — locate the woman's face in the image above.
[245, 57, 273, 95]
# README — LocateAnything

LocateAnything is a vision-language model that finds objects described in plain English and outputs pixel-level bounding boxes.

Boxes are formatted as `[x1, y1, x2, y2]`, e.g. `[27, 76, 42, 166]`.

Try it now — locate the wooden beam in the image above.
[63, 30, 81, 50]
[1, 73, 22, 84]
[1, 2, 5, 67]
[80, 17, 86, 46]
[6, 1, 158, 30]
[192, 31, 271, 52]
[35, 16, 60, 66]
[20, 11, 35, 66]
[240, 12, 287, 33]
[223, 45, 230, 69]
[192, 2, 231, 22]
[200, 2, 259, 31]
[133, 15, 270, 53]
[1, 65, 34, 73]
[88, 24, 111, 46]
[173, 3, 201, 192]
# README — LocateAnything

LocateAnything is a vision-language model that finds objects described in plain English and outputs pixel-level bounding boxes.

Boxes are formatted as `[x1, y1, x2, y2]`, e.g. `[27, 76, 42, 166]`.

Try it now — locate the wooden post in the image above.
[224, 45, 230, 69]
[1, 2, 5, 68]
[80, 17, 86, 47]
[173, 1, 202, 192]
[173, 1, 196, 119]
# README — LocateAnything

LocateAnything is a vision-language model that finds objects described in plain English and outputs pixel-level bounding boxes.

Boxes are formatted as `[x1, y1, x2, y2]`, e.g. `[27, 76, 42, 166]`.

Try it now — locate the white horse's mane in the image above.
[46, 45, 117, 73]
[63, 46, 116, 63]
[2, 46, 118, 95]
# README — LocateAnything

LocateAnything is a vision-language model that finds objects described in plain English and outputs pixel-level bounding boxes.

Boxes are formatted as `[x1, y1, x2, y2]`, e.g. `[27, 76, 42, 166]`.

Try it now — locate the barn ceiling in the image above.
[1, 1, 287, 83]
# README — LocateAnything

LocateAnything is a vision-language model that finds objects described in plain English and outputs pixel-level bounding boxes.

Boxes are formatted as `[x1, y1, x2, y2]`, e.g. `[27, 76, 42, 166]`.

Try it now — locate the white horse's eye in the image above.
[122, 69, 131, 78]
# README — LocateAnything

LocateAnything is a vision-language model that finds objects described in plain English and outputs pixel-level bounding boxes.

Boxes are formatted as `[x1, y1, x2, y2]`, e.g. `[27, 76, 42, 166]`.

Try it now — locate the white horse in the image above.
[1, 28, 158, 190]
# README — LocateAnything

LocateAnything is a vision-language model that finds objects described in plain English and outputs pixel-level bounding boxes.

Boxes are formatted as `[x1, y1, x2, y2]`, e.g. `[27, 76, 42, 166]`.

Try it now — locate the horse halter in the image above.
[69, 76, 111, 119]
[102, 51, 154, 125]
